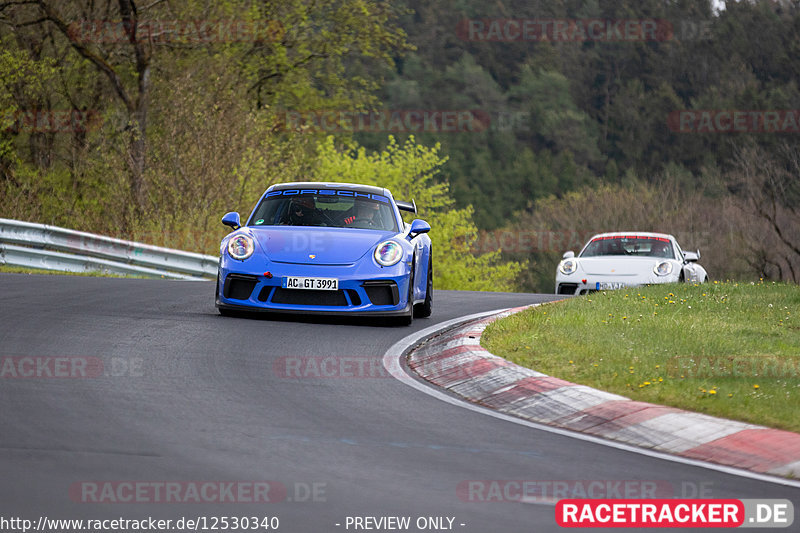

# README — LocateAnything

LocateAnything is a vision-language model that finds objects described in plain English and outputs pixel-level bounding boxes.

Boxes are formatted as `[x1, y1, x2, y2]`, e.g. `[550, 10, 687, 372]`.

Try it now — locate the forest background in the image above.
[2, 0, 799, 291]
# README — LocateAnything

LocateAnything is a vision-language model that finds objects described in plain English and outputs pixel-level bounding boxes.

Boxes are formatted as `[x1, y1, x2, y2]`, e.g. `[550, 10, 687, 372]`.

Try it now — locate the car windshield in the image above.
[580, 236, 675, 259]
[248, 193, 399, 232]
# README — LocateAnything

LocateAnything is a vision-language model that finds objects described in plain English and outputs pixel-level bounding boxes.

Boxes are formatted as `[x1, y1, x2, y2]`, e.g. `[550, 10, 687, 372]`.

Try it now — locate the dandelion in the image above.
[709, 390, 717, 395]
[753, 384, 760, 390]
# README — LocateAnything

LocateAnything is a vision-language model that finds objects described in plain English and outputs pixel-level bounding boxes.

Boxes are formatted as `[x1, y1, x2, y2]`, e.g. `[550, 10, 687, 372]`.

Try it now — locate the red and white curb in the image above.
[405, 306, 800, 480]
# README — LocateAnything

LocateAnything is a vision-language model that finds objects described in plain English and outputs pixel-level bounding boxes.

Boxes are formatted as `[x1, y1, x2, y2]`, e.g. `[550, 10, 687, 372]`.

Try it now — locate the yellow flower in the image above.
[709, 390, 717, 395]
[753, 384, 760, 390]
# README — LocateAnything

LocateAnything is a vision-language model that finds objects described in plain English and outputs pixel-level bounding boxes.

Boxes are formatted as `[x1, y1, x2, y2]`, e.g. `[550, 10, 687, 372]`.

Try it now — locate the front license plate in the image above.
[282, 277, 338, 290]
[596, 281, 626, 290]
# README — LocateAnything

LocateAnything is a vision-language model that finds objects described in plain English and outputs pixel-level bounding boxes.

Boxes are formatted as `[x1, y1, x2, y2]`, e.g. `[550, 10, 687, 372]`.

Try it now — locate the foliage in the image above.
[314, 136, 525, 291]
[2, 0, 800, 287]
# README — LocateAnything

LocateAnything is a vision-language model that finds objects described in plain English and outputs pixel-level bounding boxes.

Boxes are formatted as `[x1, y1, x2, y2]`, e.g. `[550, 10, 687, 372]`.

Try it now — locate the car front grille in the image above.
[362, 280, 399, 306]
[224, 274, 259, 300]
[271, 288, 349, 306]
[557, 283, 579, 295]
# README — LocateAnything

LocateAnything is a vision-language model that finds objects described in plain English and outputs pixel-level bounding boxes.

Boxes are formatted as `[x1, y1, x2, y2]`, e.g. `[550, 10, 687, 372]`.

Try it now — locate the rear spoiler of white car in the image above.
[396, 199, 417, 214]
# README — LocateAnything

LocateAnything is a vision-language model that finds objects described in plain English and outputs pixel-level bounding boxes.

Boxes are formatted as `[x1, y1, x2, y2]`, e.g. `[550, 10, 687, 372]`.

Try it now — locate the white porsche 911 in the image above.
[555, 232, 708, 295]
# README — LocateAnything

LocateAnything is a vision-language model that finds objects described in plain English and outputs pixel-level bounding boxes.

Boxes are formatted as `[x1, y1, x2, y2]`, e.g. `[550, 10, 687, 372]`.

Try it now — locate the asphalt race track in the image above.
[1, 273, 798, 532]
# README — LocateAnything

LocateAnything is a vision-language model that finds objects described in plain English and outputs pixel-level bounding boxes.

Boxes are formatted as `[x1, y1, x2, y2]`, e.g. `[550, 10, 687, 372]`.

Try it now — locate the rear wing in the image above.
[396, 199, 417, 214]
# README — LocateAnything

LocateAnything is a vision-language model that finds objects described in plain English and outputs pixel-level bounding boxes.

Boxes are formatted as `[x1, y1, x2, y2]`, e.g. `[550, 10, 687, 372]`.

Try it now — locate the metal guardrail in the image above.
[0, 218, 218, 280]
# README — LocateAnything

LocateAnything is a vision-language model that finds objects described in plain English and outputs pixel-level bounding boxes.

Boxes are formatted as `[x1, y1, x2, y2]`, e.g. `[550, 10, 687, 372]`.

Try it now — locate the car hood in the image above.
[577, 256, 670, 276]
[251, 226, 395, 265]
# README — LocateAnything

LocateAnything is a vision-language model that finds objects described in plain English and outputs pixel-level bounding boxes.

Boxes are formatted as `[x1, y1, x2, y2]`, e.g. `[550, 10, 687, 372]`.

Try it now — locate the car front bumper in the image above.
[555, 273, 680, 295]
[216, 260, 413, 316]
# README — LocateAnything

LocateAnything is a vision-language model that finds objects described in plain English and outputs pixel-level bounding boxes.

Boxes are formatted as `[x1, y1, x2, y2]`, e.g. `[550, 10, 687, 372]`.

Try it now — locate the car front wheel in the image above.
[414, 257, 433, 318]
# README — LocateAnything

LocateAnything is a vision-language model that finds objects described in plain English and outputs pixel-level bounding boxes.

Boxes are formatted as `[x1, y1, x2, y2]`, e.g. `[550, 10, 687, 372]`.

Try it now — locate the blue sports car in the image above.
[215, 182, 433, 324]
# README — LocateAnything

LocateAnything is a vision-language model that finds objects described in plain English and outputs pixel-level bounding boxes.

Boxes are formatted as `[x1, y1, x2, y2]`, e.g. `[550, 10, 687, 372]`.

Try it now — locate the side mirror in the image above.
[222, 212, 241, 230]
[408, 219, 431, 238]
[683, 250, 700, 263]
[563, 251, 575, 259]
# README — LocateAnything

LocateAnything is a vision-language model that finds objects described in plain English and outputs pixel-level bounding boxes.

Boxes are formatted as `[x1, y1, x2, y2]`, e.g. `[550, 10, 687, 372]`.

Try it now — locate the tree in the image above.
[314, 135, 525, 291]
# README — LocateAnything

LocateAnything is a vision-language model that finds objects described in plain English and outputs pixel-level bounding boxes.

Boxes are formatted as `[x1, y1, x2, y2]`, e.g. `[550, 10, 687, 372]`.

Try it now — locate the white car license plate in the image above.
[596, 281, 626, 290]
[282, 277, 338, 291]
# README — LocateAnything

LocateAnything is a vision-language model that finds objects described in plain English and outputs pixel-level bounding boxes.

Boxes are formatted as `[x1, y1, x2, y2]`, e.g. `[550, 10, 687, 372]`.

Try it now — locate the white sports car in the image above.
[555, 232, 708, 295]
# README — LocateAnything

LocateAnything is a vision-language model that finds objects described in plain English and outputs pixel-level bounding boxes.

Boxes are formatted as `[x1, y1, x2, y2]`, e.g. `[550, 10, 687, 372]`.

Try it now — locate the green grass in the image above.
[0, 265, 143, 278]
[482, 281, 800, 432]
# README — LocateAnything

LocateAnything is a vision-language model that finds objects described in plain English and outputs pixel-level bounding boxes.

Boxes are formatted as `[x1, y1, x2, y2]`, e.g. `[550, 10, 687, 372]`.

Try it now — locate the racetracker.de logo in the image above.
[3, 110, 102, 133]
[277, 110, 491, 133]
[457, 480, 676, 503]
[66, 19, 284, 44]
[667, 356, 800, 379]
[668, 110, 800, 133]
[0, 356, 104, 378]
[69, 481, 287, 503]
[456, 19, 673, 42]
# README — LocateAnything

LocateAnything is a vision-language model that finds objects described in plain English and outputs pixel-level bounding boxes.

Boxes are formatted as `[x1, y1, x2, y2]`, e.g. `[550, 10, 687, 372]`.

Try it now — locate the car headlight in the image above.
[374, 240, 403, 267]
[559, 259, 577, 275]
[654, 261, 674, 276]
[227, 234, 255, 260]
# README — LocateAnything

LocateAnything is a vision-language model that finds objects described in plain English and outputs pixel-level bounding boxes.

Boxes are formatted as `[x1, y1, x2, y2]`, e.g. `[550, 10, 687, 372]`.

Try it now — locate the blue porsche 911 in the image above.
[215, 182, 433, 324]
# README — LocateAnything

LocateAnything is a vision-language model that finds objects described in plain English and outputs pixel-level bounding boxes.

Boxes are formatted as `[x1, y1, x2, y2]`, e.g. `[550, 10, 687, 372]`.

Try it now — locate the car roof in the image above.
[588, 232, 675, 241]
[268, 182, 392, 198]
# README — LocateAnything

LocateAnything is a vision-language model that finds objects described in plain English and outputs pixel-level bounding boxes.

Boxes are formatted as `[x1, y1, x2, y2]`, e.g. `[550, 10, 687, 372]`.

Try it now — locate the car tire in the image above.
[414, 256, 433, 318]
[216, 274, 236, 317]
[397, 263, 415, 326]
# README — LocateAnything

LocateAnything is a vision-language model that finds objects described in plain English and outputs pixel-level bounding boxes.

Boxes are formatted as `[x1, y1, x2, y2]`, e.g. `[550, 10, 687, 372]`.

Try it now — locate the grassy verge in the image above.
[482, 281, 800, 432]
[0, 265, 142, 278]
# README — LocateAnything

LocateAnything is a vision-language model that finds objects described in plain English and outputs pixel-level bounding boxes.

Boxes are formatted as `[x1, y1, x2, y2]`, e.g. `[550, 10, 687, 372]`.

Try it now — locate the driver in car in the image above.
[286, 197, 324, 226]
[343, 199, 381, 228]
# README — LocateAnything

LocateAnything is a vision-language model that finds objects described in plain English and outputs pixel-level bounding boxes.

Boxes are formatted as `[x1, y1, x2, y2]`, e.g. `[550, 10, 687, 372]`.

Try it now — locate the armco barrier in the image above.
[0, 218, 217, 280]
